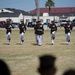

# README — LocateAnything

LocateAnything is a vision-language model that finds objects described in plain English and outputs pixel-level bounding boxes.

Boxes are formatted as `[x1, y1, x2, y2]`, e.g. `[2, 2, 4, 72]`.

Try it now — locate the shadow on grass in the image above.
[32, 43, 37, 46]
[73, 43, 75, 45]
[3, 43, 10, 45]
[16, 43, 22, 45]
[60, 43, 68, 45]
[46, 43, 54, 45]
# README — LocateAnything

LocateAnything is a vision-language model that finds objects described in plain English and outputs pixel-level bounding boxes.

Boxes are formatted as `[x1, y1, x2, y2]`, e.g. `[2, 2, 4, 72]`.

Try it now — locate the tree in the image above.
[45, 0, 55, 16]
[35, 0, 40, 21]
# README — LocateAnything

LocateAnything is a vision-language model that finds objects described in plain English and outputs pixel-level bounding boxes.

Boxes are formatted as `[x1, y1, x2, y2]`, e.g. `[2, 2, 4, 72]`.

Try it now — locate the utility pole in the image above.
[35, 0, 40, 21]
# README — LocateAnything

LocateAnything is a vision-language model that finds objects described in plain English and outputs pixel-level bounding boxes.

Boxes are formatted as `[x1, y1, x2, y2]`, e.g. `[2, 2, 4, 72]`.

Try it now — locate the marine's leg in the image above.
[39, 35, 42, 46]
[20, 32, 24, 44]
[7, 32, 11, 45]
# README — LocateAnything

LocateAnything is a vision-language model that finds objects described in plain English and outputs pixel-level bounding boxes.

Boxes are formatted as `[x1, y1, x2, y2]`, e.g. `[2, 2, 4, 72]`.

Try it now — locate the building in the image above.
[0, 8, 32, 23]
[0, 7, 75, 24]
[30, 7, 75, 23]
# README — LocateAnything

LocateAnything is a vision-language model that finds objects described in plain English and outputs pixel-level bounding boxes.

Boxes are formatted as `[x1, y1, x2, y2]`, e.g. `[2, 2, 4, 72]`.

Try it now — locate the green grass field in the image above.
[0, 28, 75, 75]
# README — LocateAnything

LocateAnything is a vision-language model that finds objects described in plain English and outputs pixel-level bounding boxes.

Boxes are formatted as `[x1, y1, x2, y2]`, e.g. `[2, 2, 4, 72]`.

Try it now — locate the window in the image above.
[40, 19, 43, 23]
[46, 19, 50, 23]
[26, 19, 29, 23]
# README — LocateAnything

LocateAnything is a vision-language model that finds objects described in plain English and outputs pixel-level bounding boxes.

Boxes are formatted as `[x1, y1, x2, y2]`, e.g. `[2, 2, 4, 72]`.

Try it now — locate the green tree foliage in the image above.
[45, 0, 55, 15]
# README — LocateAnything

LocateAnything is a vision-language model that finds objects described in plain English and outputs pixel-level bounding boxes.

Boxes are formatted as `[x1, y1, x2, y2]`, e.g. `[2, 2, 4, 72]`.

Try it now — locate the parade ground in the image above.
[0, 27, 75, 75]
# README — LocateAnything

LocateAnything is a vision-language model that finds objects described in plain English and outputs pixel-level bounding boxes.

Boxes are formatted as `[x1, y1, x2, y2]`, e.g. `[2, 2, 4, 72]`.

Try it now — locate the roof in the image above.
[5, 8, 32, 16]
[30, 7, 75, 15]
[0, 8, 32, 17]
[0, 12, 20, 17]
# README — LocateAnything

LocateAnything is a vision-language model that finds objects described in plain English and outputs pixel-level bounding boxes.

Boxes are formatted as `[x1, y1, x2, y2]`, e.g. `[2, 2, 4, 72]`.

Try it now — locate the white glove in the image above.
[8, 32, 10, 35]
[52, 31, 55, 34]
[68, 33, 70, 36]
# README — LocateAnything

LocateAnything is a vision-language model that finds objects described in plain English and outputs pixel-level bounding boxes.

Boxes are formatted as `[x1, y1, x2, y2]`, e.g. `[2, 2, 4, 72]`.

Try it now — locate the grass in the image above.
[0, 28, 75, 75]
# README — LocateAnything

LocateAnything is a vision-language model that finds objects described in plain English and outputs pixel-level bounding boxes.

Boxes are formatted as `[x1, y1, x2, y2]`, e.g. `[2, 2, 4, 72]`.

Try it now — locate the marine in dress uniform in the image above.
[34, 21, 44, 46]
[64, 21, 73, 45]
[19, 20, 26, 44]
[5, 19, 13, 45]
[49, 21, 57, 45]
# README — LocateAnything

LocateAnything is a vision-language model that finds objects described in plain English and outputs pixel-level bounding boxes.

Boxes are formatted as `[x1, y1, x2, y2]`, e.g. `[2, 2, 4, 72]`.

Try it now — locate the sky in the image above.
[0, 0, 75, 11]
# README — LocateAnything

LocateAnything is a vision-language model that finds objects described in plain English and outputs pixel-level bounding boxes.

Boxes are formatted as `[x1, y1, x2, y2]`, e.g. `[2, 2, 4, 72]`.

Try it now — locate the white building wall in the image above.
[10, 17, 19, 23]
[69, 16, 75, 21]
[54, 16, 60, 21]
[24, 16, 32, 22]
[40, 16, 54, 23]
[0, 17, 6, 21]
[0, 17, 19, 23]
[0, 13, 75, 24]
[18, 13, 24, 22]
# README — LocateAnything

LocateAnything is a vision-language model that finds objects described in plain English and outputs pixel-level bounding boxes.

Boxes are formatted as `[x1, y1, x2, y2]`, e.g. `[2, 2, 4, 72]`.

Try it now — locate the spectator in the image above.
[0, 59, 11, 75]
[63, 69, 75, 75]
[38, 55, 57, 75]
